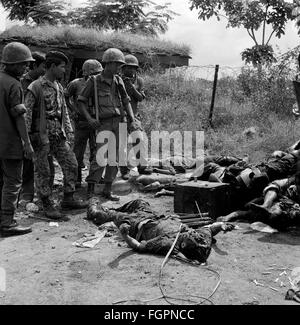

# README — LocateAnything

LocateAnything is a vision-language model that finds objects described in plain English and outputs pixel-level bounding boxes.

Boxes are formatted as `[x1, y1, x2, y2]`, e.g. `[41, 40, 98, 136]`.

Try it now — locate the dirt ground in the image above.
[0, 169, 300, 306]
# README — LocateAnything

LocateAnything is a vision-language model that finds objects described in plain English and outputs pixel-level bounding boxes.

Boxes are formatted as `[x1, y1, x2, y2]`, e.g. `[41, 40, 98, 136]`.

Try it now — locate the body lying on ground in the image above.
[147, 155, 242, 175]
[87, 198, 234, 264]
[194, 148, 300, 209]
[138, 150, 299, 207]
[219, 177, 300, 231]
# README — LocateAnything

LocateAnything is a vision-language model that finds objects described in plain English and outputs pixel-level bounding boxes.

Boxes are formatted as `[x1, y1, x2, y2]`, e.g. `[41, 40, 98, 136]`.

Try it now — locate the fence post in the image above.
[208, 64, 219, 128]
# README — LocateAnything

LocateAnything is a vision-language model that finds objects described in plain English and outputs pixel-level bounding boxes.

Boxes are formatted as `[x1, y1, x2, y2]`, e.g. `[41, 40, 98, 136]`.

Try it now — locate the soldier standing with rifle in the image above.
[65, 59, 103, 188]
[120, 54, 152, 180]
[78, 48, 138, 201]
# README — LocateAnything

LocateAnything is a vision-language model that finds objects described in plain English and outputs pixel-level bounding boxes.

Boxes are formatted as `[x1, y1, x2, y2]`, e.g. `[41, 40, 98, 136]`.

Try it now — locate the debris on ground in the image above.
[72, 230, 107, 248]
[154, 189, 175, 198]
[253, 279, 265, 287]
[49, 222, 59, 228]
[250, 222, 278, 234]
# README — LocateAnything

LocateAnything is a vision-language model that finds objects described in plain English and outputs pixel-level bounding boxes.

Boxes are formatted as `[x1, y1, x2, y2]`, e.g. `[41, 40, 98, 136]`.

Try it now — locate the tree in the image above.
[189, 0, 295, 66]
[68, 0, 177, 36]
[291, 0, 300, 34]
[1, 0, 68, 24]
[1, 0, 176, 36]
[27, 0, 68, 25]
[1, 0, 39, 22]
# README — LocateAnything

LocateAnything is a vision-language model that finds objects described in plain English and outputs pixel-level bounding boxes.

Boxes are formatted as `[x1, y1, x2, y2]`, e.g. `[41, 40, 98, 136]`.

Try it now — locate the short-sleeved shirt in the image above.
[0, 70, 24, 159]
[65, 77, 93, 118]
[78, 74, 130, 119]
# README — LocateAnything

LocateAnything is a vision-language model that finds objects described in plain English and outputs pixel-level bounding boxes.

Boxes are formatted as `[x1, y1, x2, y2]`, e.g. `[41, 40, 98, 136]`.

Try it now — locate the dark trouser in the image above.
[34, 139, 78, 199]
[0, 159, 23, 227]
[86, 117, 121, 185]
[73, 121, 96, 183]
[20, 156, 55, 201]
[200, 163, 226, 181]
[120, 120, 148, 175]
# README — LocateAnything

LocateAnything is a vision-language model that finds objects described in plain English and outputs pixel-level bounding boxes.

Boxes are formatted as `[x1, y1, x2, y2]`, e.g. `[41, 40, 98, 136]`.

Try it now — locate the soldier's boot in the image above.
[102, 183, 120, 202]
[76, 167, 82, 189]
[87, 183, 95, 199]
[61, 192, 88, 210]
[120, 166, 130, 180]
[138, 165, 153, 175]
[42, 198, 63, 220]
[0, 216, 32, 237]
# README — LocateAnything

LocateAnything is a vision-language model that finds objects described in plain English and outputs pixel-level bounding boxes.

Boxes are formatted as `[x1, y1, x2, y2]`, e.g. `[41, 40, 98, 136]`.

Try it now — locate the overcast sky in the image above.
[0, 0, 299, 67]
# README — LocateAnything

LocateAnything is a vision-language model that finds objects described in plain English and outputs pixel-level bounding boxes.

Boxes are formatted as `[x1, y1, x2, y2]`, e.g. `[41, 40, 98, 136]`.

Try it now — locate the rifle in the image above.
[93, 75, 99, 122]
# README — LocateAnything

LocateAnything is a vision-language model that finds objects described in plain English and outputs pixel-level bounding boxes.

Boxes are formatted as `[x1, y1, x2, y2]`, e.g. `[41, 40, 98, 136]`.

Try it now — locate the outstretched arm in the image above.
[206, 222, 235, 237]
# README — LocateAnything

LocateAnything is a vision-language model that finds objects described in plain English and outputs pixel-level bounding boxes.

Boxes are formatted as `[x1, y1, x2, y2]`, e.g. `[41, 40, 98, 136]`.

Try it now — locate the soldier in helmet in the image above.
[120, 54, 152, 180]
[78, 48, 138, 201]
[65, 59, 103, 188]
[0, 42, 34, 236]
[24, 51, 88, 220]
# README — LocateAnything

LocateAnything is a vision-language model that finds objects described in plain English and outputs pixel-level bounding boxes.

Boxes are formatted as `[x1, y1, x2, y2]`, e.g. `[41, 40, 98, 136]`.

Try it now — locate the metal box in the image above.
[174, 181, 231, 219]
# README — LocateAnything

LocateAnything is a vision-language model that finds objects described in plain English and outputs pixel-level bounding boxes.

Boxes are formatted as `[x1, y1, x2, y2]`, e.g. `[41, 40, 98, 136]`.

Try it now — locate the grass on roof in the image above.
[0, 24, 191, 56]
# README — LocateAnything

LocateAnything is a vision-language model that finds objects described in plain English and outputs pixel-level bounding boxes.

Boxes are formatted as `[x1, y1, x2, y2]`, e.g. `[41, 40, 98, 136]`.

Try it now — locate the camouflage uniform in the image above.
[20, 73, 55, 201]
[25, 76, 77, 199]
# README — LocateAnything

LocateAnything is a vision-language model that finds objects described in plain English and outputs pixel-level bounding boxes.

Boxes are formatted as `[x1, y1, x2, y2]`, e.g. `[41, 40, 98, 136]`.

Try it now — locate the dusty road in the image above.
[0, 178, 300, 305]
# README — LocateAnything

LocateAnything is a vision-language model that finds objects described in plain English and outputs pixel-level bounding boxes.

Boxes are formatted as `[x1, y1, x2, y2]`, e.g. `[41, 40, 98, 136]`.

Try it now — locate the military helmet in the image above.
[1, 42, 35, 64]
[124, 54, 139, 67]
[82, 59, 103, 76]
[102, 48, 125, 64]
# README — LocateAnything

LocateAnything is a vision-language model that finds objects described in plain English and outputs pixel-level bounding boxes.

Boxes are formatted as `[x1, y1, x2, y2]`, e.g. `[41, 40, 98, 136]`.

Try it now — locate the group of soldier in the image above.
[0, 41, 152, 237]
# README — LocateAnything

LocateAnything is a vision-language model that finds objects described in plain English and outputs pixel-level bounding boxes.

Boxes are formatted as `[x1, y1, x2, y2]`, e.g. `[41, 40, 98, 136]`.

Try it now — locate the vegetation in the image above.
[0, 24, 191, 56]
[0, 0, 65, 24]
[69, 0, 178, 37]
[189, 0, 295, 66]
[139, 54, 300, 163]
[0, 0, 177, 37]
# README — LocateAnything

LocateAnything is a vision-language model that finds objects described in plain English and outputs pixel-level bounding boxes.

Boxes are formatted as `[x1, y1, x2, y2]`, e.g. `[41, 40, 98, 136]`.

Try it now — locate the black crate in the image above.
[174, 180, 232, 219]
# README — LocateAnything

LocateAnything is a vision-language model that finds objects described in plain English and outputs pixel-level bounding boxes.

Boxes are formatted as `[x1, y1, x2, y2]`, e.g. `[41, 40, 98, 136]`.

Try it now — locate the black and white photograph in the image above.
[0, 0, 300, 310]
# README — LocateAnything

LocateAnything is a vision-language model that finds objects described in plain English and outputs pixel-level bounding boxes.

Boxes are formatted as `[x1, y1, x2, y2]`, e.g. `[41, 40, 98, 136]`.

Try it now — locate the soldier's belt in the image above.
[47, 115, 62, 121]
[99, 113, 121, 120]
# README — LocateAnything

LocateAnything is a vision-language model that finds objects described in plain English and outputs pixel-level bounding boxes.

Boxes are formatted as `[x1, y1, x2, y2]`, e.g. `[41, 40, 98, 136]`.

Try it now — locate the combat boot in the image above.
[120, 166, 130, 180]
[42, 198, 63, 220]
[121, 172, 130, 181]
[102, 183, 120, 202]
[87, 183, 95, 199]
[0, 219, 32, 237]
[61, 192, 88, 210]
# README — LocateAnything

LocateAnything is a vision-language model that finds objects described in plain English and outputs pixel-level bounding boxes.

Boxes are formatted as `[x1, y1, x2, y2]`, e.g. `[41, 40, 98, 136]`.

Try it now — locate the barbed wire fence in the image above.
[161, 57, 299, 127]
